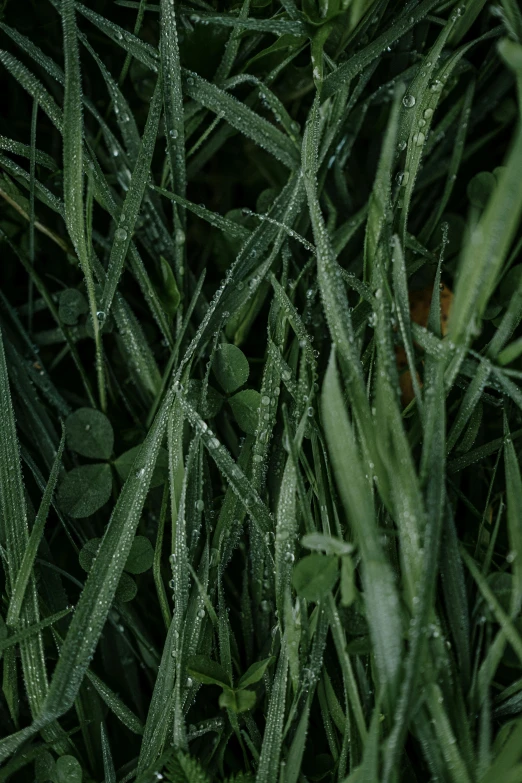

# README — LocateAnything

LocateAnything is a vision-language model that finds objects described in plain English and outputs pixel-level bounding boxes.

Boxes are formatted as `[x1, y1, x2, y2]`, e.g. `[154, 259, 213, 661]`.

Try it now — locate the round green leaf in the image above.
[213, 344, 249, 394]
[228, 389, 261, 434]
[292, 554, 339, 602]
[65, 408, 114, 460]
[114, 445, 168, 488]
[57, 464, 112, 518]
[125, 535, 154, 574]
[301, 532, 354, 557]
[79, 538, 101, 573]
[257, 188, 278, 214]
[59, 288, 88, 326]
[467, 172, 496, 210]
[186, 380, 224, 419]
[116, 572, 137, 603]
[35, 751, 56, 782]
[55, 755, 82, 783]
[219, 688, 256, 713]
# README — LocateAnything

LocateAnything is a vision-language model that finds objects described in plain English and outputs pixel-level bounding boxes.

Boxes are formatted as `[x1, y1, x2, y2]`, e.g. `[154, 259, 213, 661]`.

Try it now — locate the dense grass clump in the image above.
[2, 0, 522, 780]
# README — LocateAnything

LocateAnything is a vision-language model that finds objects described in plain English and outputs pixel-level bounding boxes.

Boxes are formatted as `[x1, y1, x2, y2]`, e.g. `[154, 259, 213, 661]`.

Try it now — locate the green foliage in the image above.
[292, 554, 339, 601]
[58, 288, 88, 325]
[57, 463, 112, 517]
[114, 445, 169, 488]
[0, 0, 522, 781]
[228, 389, 261, 433]
[125, 535, 154, 574]
[212, 344, 250, 393]
[65, 407, 114, 459]
[55, 756, 81, 783]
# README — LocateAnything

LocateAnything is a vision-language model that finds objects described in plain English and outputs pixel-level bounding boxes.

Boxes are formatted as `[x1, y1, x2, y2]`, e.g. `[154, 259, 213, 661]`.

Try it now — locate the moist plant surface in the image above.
[1, 0, 522, 781]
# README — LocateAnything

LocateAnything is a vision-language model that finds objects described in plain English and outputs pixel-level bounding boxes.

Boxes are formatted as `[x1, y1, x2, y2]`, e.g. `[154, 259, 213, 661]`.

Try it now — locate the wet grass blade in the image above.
[449, 121, 522, 350]
[6, 427, 65, 626]
[101, 75, 163, 317]
[322, 350, 402, 710]
[160, 0, 186, 283]
[61, 0, 105, 410]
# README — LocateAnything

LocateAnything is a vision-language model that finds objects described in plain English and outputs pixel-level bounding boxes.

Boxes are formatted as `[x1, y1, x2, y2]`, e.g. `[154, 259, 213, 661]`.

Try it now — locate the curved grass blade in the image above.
[0, 136, 57, 170]
[160, 0, 187, 283]
[448, 122, 522, 351]
[61, 0, 105, 410]
[101, 74, 163, 317]
[153, 185, 250, 241]
[101, 723, 116, 783]
[0, 330, 68, 754]
[255, 645, 288, 783]
[0, 385, 177, 761]
[86, 670, 144, 736]
[322, 0, 441, 99]
[182, 71, 299, 171]
[322, 350, 402, 710]
[6, 427, 65, 626]
[0, 608, 72, 656]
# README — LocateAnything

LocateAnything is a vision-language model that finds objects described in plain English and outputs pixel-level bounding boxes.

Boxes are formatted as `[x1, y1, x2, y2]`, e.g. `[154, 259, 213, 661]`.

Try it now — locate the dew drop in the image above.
[403, 94, 416, 108]
[115, 227, 128, 241]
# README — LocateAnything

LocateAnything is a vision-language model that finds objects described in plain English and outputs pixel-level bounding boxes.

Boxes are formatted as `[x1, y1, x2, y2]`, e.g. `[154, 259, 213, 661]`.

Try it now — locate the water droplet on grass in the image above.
[403, 94, 416, 108]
